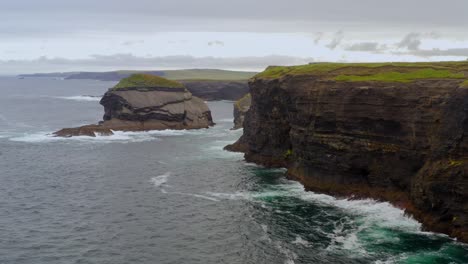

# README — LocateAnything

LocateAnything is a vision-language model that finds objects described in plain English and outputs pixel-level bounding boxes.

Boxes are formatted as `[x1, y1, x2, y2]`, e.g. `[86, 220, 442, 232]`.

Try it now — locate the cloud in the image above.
[314, 32, 324, 44]
[207, 40, 224, 46]
[345, 42, 383, 52]
[0, 54, 315, 74]
[326, 30, 344, 50]
[397, 33, 422, 51]
[427, 31, 442, 39]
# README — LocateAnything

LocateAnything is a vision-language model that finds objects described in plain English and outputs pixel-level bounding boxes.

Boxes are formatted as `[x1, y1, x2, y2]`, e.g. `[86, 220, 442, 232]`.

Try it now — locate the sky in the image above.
[1, 0, 468, 74]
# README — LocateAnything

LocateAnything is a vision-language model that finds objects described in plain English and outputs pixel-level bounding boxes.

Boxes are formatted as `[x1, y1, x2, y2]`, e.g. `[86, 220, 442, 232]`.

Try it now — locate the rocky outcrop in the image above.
[55, 74, 214, 137]
[181, 80, 249, 101]
[227, 62, 468, 241]
[18, 70, 255, 100]
[231, 93, 251, 130]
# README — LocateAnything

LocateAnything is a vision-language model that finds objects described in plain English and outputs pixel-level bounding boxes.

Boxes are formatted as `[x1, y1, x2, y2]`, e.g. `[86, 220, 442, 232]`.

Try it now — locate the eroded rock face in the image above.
[54, 75, 214, 137]
[99, 87, 213, 129]
[181, 81, 249, 101]
[231, 93, 251, 130]
[227, 72, 468, 241]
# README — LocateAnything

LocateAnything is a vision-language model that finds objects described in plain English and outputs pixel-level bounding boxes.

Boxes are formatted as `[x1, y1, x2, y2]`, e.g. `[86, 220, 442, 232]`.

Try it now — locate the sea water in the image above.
[0, 77, 467, 264]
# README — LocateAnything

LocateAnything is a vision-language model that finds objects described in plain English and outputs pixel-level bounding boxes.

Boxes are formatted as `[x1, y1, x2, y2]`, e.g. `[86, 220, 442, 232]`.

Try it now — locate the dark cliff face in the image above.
[228, 63, 468, 242]
[181, 81, 249, 101]
[98, 87, 214, 128]
[231, 93, 251, 130]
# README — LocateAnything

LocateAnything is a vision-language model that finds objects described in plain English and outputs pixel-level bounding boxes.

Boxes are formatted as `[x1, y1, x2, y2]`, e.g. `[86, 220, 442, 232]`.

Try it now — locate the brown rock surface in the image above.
[227, 62, 468, 242]
[54, 74, 214, 137]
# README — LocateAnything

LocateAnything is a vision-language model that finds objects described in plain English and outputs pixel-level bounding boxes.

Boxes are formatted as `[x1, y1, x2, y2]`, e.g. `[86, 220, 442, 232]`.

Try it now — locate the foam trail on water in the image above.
[166, 192, 220, 202]
[150, 172, 171, 187]
[217, 118, 234, 123]
[53, 95, 101, 102]
[205, 191, 250, 200]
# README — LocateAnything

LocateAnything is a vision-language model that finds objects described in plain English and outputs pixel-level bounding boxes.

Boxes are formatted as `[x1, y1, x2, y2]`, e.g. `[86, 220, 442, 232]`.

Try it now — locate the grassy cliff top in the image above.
[235, 93, 252, 109]
[255, 61, 468, 84]
[113, 74, 184, 89]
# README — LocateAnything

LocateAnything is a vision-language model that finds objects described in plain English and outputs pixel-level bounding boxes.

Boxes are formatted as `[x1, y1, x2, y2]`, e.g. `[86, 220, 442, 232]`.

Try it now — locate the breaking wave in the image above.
[8, 130, 163, 143]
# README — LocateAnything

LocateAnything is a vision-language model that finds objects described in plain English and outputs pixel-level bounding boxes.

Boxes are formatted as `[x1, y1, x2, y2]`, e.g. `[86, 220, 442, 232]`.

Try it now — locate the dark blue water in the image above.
[1, 77, 468, 264]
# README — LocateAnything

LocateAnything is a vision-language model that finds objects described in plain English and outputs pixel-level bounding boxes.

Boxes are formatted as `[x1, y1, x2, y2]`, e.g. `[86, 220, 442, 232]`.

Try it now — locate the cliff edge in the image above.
[55, 74, 214, 137]
[231, 93, 251, 130]
[227, 62, 468, 241]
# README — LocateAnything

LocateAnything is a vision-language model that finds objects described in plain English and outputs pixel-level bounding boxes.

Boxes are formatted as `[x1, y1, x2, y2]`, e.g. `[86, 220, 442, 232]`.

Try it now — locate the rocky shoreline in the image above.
[227, 62, 468, 242]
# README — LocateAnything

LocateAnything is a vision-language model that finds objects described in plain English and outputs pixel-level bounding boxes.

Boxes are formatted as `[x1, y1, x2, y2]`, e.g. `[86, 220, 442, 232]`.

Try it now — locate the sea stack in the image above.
[226, 62, 468, 242]
[54, 74, 214, 137]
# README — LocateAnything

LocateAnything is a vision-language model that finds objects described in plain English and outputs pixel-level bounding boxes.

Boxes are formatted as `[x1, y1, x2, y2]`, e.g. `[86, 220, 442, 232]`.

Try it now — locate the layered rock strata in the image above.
[55, 74, 214, 137]
[227, 62, 468, 241]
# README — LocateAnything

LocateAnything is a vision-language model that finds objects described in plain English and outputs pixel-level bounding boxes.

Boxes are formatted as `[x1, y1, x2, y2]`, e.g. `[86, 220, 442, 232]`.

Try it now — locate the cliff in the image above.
[227, 62, 468, 241]
[231, 93, 251, 130]
[181, 80, 249, 101]
[54, 74, 214, 137]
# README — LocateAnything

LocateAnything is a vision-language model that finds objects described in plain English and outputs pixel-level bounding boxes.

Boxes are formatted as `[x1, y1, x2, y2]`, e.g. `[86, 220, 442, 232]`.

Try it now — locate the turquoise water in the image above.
[0, 77, 467, 263]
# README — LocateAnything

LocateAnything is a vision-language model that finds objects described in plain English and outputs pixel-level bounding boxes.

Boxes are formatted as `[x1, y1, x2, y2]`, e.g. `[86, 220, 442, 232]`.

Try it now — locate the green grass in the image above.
[462, 80, 468, 88]
[335, 69, 465, 83]
[113, 74, 184, 89]
[235, 93, 251, 108]
[254, 61, 468, 81]
[162, 69, 257, 81]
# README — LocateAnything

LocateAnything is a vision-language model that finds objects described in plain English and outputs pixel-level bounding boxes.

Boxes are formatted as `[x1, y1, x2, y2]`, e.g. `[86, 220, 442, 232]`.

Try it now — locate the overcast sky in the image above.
[1, 0, 468, 74]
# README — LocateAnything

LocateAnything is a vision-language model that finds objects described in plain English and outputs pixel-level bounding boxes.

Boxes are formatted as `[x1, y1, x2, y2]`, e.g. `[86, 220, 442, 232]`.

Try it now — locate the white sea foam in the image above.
[53, 95, 101, 102]
[150, 172, 171, 187]
[204, 176, 424, 258]
[275, 180, 422, 232]
[274, 241, 298, 264]
[217, 118, 234, 123]
[374, 258, 399, 264]
[291, 236, 310, 247]
[9, 130, 163, 144]
[205, 191, 250, 200]
[167, 191, 220, 202]
[208, 179, 420, 235]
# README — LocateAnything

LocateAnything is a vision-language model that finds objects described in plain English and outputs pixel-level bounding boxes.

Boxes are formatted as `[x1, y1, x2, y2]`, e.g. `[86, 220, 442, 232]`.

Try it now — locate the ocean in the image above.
[1, 77, 467, 264]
